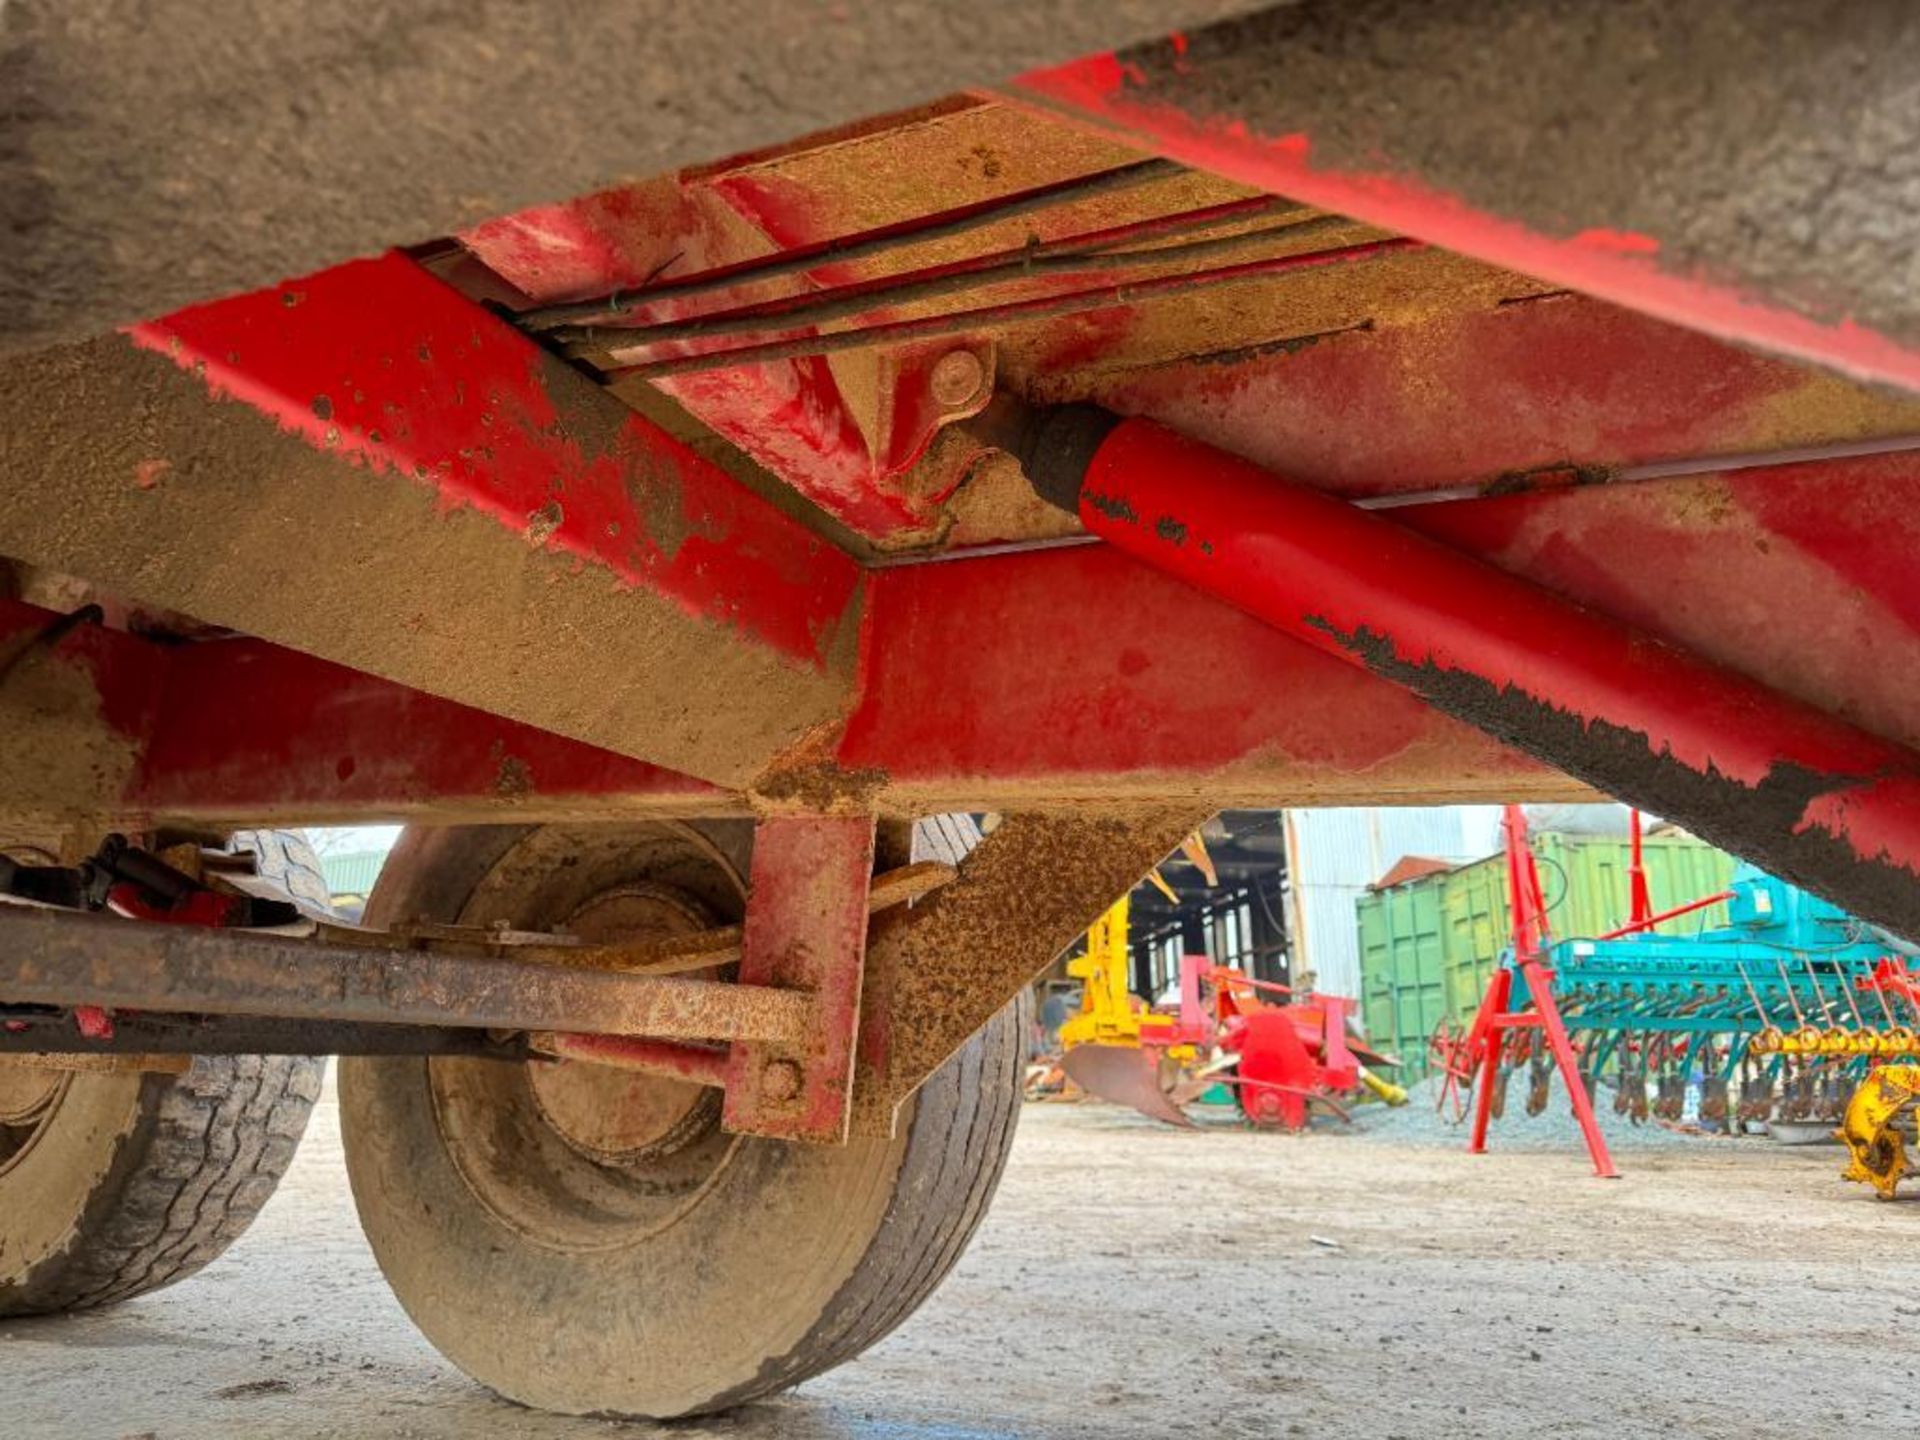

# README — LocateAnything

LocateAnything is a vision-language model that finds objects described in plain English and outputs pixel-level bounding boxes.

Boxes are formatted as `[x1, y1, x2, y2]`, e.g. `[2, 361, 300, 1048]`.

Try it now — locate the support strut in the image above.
[1020, 406, 1920, 942]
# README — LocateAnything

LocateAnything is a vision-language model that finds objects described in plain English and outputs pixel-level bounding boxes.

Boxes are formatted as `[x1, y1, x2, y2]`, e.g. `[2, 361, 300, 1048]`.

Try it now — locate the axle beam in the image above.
[0, 906, 813, 1043]
[0, 1012, 531, 1059]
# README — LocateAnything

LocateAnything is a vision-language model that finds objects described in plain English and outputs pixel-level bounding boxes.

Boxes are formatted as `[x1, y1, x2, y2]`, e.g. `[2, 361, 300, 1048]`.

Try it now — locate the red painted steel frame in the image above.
[838, 541, 1552, 805]
[0, 599, 713, 825]
[464, 185, 994, 540]
[1048, 413, 1920, 940]
[127, 252, 861, 671]
[1464, 807, 1615, 1177]
[140, 637, 717, 820]
[1013, 54, 1920, 394]
[722, 817, 876, 1144]
[88, 222, 1920, 819]
[44, 120, 1920, 836]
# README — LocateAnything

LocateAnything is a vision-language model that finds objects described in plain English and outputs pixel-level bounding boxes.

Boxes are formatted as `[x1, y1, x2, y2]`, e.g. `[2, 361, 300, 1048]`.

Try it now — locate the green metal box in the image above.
[1357, 829, 1736, 1081]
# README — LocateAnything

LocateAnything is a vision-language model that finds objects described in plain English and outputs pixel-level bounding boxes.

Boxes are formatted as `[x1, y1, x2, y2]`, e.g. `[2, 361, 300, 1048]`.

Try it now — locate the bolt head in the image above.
[762, 1058, 804, 1102]
[929, 349, 986, 408]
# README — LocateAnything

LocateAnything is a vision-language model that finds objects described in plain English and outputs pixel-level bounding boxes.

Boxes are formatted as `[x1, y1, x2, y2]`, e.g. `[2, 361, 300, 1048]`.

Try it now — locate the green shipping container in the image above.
[1358, 882, 1449, 1077]
[1357, 830, 1736, 1082]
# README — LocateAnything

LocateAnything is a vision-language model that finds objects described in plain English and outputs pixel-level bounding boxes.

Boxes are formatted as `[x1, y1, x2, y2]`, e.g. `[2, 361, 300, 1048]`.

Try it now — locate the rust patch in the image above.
[495, 753, 533, 799]
[1315, 617, 1920, 940]
[1480, 461, 1613, 498]
[524, 500, 563, 545]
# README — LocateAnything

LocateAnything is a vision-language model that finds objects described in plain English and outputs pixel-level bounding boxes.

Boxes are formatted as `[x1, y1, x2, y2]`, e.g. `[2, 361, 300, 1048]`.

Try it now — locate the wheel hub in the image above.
[422, 825, 750, 1254]
[525, 883, 721, 1163]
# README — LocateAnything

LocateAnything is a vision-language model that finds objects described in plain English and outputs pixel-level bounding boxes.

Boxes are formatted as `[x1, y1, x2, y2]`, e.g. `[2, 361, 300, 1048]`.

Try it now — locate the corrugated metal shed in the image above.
[320, 849, 389, 902]
[1285, 807, 1498, 1000]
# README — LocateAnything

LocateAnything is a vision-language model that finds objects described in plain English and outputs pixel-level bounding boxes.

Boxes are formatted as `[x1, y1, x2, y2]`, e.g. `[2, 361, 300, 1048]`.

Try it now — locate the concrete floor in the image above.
[8, 1081, 1913, 1440]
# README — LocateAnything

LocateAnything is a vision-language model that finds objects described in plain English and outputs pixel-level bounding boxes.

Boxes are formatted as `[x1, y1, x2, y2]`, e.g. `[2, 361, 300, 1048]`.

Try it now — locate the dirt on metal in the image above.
[936, 449, 1086, 548]
[0, 2, 1273, 355]
[1103, 0, 1920, 351]
[1323, 618, 1920, 942]
[853, 805, 1209, 1133]
[0, 640, 140, 825]
[0, 338, 844, 791]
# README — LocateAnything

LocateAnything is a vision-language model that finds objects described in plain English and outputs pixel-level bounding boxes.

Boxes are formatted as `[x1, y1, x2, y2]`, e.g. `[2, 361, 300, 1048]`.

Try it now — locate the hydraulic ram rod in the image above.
[1020, 406, 1920, 941]
[0, 905, 812, 1043]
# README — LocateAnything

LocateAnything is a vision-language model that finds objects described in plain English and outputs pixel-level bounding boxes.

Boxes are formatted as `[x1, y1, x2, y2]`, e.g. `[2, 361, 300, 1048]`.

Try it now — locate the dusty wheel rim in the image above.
[427, 835, 744, 1254]
[0, 1066, 67, 1176]
[520, 883, 722, 1163]
[340, 821, 960, 1418]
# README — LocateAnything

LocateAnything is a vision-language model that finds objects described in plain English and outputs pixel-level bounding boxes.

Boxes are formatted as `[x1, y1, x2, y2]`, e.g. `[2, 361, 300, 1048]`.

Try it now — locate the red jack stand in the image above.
[1460, 806, 1618, 1179]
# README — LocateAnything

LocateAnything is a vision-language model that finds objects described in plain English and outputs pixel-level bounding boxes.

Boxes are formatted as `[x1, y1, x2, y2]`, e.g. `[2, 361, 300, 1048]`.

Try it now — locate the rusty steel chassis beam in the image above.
[0, 906, 815, 1043]
[0, 1011, 530, 1061]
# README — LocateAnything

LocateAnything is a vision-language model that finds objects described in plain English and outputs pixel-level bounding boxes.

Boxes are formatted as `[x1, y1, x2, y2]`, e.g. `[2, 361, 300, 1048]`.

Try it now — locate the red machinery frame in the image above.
[1459, 808, 1617, 1178]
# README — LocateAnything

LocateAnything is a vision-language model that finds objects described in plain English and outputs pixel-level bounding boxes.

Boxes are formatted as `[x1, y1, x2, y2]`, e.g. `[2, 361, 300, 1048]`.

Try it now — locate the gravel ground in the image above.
[7, 1074, 1912, 1440]
[1359, 1074, 1722, 1150]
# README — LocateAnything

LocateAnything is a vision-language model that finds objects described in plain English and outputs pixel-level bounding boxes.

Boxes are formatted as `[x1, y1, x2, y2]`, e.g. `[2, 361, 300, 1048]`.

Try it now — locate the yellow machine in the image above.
[1058, 894, 1198, 1063]
[1839, 1064, 1920, 1200]
[1053, 888, 1408, 1127]
[1051, 894, 1207, 1126]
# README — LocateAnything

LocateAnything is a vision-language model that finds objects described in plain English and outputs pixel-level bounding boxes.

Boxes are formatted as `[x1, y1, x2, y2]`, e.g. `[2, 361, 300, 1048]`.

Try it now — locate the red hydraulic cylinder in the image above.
[1019, 407, 1920, 942]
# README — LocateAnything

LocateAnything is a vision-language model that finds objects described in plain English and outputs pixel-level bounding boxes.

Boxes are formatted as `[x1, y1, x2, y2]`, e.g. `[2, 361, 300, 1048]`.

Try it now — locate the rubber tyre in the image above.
[228, 827, 334, 914]
[0, 830, 329, 1316]
[340, 819, 1026, 1418]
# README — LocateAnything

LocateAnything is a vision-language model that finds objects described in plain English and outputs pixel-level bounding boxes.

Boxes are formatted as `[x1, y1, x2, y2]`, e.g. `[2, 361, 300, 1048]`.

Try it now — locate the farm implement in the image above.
[1437, 807, 1920, 1191]
[1055, 894, 1406, 1130]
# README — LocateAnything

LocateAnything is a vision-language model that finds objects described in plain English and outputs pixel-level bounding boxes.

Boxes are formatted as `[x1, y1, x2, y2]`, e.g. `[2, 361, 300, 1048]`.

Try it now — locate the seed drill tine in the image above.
[1801, 954, 1838, 1029]
[1775, 960, 1808, 1029]
[1836, 961, 1868, 1031]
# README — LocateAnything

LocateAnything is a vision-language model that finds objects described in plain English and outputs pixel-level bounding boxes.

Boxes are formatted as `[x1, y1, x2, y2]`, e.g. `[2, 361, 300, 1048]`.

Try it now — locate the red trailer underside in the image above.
[5, 57, 1920, 851]
[0, 4, 1916, 1140]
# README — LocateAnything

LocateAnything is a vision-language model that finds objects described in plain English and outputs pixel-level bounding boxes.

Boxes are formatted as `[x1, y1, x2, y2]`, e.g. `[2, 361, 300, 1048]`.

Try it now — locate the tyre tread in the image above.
[735, 814, 1029, 1399]
[0, 830, 328, 1316]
